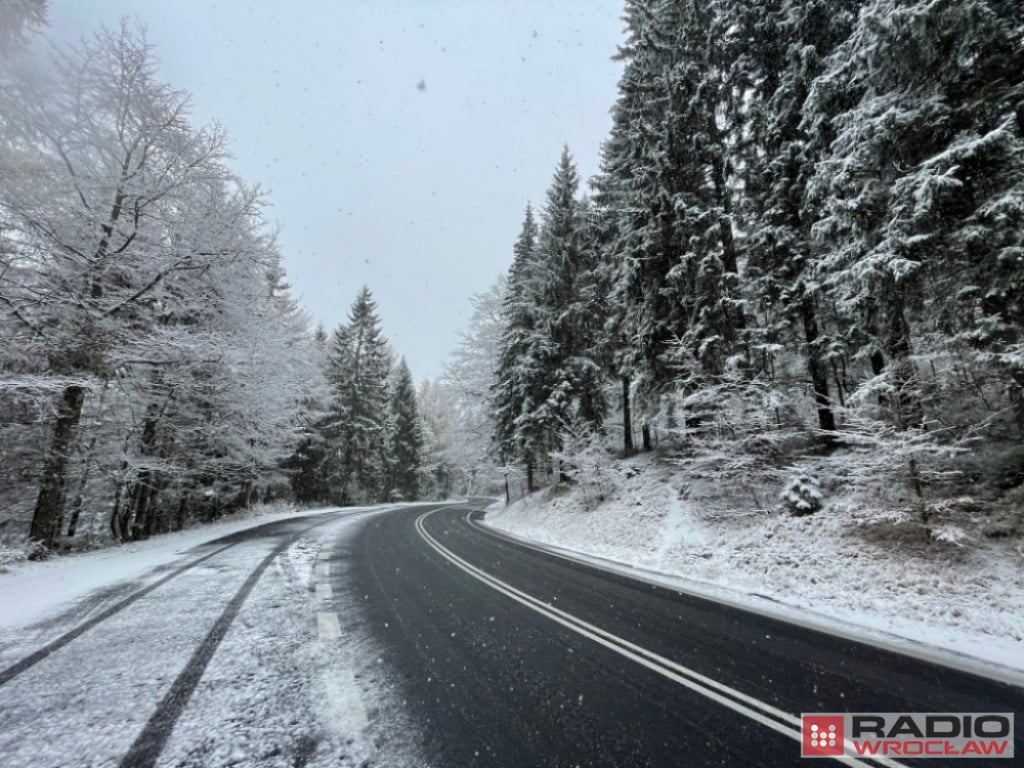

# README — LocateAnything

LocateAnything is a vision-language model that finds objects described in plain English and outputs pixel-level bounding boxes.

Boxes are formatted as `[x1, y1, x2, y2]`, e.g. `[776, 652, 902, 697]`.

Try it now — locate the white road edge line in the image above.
[323, 667, 369, 733]
[317, 611, 341, 639]
[471, 511, 1024, 690]
[415, 508, 907, 768]
[316, 582, 333, 600]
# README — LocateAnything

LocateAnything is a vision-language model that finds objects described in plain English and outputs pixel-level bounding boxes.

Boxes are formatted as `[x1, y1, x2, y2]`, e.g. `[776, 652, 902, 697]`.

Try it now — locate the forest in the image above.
[474, 0, 1024, 538]
[3, 0, 1024, 559]
[0, 13, 322, 553]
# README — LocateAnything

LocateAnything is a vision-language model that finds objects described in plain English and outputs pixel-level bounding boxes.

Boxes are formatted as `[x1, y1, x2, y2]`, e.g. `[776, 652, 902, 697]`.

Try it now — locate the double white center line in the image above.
[415, 508, 908, 768]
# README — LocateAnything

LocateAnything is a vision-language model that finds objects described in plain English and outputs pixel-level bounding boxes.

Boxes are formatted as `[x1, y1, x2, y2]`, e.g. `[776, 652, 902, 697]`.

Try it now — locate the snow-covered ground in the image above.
[0, 504, 431, 768]
[484, 453, 1024, 681]
[0, 503, 345, 633]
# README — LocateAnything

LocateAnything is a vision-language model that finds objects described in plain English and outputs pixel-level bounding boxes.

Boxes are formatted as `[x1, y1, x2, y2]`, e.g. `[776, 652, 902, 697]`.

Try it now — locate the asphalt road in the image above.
[348, 501, 1024, 768]
[2, 501, 1020, 768]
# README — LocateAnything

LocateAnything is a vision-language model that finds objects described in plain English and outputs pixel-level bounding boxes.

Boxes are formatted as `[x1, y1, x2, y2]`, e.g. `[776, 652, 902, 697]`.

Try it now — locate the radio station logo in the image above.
[801, 713, 1014, 759]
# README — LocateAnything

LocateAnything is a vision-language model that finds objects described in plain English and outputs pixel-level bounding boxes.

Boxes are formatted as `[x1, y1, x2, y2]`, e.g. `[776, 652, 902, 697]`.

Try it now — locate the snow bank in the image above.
[0, 503, 345, 632]
[484, 455, 1024, 680]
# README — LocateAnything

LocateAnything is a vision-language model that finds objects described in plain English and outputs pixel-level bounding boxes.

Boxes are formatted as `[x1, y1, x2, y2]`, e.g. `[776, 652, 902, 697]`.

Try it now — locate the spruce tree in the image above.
[804, 0, 1024, 428]
[388, 358, 423, 500]
[493, 204, 542, 488]
[532, 147, 606, 437]
[601, 0, 747, 410]
[324, 287, 392, 503]
[738, 0, 864, 433]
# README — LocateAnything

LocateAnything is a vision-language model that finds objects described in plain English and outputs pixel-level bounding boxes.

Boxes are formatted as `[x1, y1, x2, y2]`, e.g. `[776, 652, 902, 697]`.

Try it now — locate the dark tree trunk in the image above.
[175, 493, 188, 532]
[800, 301, 836, 433]
[110, 463, 129, 541]
[66, 464, 90, 540]
[642, 423, 652, 452]
[1010, 370, 1024, 437]
[30, 385, 86, 549]
[887, 300, 924, 430]
[831, 360, 847, 408]
[130, 480, 152, 540]
[622, 376, 634, 457]
[129, 408, 160, 540]
[526, 455, 535, 493]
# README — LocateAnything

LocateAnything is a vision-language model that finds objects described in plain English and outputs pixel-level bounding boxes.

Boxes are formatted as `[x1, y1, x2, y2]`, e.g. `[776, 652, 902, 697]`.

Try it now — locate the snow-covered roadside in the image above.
[0, 503, 347, 633]
[152, 514, 431, 768]
[0, 507, 430, 768]
[483, 455, 1024, 681]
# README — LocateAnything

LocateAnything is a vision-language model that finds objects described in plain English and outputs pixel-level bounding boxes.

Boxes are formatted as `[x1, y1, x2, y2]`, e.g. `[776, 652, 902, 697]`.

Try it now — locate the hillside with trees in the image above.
[438, 0, 1024, 545]
[0, 10, 428, 557]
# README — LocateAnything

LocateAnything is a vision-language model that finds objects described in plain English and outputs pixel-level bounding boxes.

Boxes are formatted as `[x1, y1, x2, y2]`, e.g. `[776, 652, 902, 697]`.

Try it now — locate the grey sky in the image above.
[44, 1, 624, 381]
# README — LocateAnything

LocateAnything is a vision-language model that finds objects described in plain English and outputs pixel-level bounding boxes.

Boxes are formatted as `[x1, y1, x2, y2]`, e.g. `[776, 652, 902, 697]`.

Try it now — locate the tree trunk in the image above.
[526, 455, 535, 493]
[831, 360, 847, 408]
[66, 383, 109, 539]
[800, 301, 836, 433]
[642, 423, 652, 452]
[130, 480, 152, 540]
[887, 296, 923, 429]
[175, 493, 188, 532]
[130, 407, 160, 540]
[30, 385, 86, 549]
[1009, 370, 1024, 437]
[622, 376, 634, 457]
[110, 464, 128, 541]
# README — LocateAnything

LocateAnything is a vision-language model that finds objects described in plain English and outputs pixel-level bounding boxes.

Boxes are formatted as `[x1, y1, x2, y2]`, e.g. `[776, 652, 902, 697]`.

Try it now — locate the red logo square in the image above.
[802, 715, 844, 757]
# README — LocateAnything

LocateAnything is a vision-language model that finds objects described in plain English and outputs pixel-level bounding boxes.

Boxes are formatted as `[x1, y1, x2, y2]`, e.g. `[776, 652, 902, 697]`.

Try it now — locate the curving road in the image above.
[347, 501, 1024, 768]
[1, 501, 1020, 767]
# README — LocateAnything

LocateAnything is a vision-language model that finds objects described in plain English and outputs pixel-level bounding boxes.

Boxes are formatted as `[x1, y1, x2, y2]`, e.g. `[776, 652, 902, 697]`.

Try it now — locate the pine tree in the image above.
[324, 287, 392, 504]
[492, 150, 608, 487]
[737, 0, 864, 434]
[804, 0, 1024, 429]
[0, 0, 45, 56]
[493, 204, 542, 488]
[387, 358, 423, 501]
[601, 0, 747, 414]
[531, 147, 606, 440]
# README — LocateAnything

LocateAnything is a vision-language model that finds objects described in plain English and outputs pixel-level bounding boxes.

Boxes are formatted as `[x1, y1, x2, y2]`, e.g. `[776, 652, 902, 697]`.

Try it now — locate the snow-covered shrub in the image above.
[663, 370, 807, 516]
[550, 425, 619, 510]
[0, 541, 30, 571]
[780, 474, 823, 516]
[841, 495, 981, 552]
[813, 373, 974, 507]
[988, 484, 1024, 540]
[928, 523, 971, 547]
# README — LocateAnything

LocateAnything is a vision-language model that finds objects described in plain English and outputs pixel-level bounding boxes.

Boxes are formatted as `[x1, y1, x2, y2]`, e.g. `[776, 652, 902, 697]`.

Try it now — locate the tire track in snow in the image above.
[118, 513, 345, 768]
[0, 513, 348, 691]
[0, 541, 238, 688]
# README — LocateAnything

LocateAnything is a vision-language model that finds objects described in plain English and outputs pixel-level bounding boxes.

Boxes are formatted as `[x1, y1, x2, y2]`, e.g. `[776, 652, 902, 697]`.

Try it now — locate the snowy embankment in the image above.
[0, 503, 343, 632]
[484, 453, 1024, 680]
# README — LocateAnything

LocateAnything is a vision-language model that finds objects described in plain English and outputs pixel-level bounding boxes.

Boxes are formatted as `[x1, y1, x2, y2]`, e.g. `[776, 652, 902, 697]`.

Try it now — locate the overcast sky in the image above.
[44, 0, 625, 381]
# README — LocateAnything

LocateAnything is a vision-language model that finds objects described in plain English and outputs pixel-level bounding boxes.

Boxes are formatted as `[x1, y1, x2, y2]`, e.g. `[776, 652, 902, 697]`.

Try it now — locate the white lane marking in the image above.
[316, 582, 333, 600]
[322, 667, 369, 733]
[473, 516, 1024, 690]
[315, 562, 331, 578]
[415, 510, 907, 768]
[317, 612, 341, 639]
